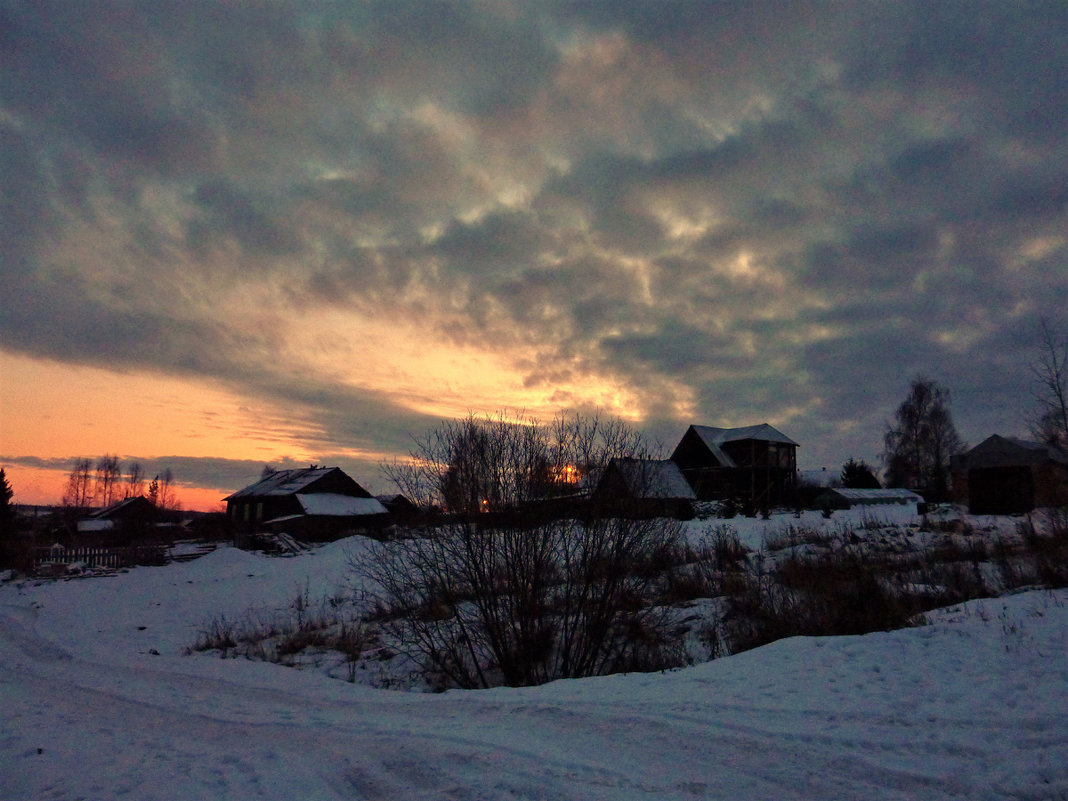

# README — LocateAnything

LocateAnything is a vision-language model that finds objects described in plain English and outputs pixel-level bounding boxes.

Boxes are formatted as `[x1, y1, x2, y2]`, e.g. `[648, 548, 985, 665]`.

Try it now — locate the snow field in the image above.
[2, 508, 1066, 800]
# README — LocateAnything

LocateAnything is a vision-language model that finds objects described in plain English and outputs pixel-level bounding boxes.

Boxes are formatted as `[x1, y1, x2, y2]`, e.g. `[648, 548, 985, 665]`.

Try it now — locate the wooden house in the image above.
[950, 435, 1068, 514]
[670, 423, 798, 510]
[592, 458, 696, 519]
[76, 495, 158, 536]
[224, 467, 388, 540]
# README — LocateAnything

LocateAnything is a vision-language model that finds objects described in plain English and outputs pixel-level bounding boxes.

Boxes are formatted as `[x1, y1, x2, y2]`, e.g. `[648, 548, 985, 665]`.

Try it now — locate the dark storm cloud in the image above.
[848, 0, 1068, 142]
[187, 180, 301, 257]
[2, 0, 1066, 479]
[1, 2, 218, 176]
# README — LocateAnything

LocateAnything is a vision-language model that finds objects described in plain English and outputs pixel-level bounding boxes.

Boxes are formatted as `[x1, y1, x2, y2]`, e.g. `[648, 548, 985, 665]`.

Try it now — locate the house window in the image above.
[256, 502, 263, 521]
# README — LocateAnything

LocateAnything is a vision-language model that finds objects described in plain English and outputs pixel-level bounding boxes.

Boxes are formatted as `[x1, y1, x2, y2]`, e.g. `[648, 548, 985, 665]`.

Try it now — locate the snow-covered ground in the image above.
[2, 509, 1067, 800]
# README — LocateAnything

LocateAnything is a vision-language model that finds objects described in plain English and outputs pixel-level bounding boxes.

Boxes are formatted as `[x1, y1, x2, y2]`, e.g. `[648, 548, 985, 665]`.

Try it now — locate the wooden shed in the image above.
[951, 435, 1068, 514]
[592, 458, 696, 519]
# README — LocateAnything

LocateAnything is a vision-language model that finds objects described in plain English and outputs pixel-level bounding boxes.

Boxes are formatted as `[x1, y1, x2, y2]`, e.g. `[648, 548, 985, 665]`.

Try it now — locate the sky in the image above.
[2, 1, 1067, 510]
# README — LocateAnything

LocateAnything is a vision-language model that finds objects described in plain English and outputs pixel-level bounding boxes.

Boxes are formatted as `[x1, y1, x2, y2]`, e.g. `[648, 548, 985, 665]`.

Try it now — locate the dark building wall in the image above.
[674, 439, 797, 508]
[954, 436, 1068, 514]
[968, 466, 1034, 514]
[671, 428, 723, 470]
[228, 495, 303, 528]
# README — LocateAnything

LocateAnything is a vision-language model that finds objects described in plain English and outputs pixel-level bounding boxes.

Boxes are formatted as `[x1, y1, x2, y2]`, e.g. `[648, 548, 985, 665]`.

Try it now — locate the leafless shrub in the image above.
[276, 628, 332, 660]
[1025, 508, 1068, 588]
[659, 563, 717, 604]
[365, 411, 690, 689]
[185, 589, 368, 670]
[187, 616, 238, 657]
[719, 546, 946, 655]
[706, 525, 749, 569]
[763, 524, 834, 552]
[930, 533, 989, 563]
[362, 514, 686, 689]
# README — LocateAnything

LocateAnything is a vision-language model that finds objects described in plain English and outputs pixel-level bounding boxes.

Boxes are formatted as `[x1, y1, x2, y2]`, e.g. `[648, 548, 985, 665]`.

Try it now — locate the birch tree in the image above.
[1029, 319, 1068, 456]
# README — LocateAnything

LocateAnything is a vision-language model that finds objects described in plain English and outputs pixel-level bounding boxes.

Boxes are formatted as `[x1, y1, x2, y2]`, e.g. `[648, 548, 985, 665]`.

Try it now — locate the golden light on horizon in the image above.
[1, 350, 325, 507]
[282, 306, 650, 422]
[1, 351, 322, 462]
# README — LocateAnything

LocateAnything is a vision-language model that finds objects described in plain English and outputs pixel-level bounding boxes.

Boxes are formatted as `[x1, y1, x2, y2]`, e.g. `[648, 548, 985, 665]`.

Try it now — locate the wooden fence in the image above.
[34, 544, 168, 573]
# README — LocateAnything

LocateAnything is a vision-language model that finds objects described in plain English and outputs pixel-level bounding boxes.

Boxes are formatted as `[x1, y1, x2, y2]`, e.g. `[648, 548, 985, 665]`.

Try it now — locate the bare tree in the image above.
[148, 468, 178, 511]
[124, 462, 145, 499]
[382, 411, 657, 515]
[94, 454, 122, 508]
[883, 377, 965, 500]
[158, 468, 176, 511]
[1029, 319, 1068, 456]
[366, 411, 681, 689]
[62, 458, 95, 512]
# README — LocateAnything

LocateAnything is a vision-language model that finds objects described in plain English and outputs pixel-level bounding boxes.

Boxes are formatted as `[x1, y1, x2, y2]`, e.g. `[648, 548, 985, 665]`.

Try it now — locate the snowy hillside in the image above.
[2, 512, 1067, 800]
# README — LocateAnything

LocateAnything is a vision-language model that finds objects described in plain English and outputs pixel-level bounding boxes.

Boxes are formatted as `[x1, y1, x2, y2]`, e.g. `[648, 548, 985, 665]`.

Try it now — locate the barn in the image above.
[224, 467, 388, 540]
[951, 435, 1068, 514]
[76, 495, 158, 536]
[592, 458, 696, 519]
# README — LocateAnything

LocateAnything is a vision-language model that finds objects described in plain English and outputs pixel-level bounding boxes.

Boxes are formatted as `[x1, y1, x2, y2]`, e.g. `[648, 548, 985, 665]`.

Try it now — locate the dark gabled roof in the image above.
[86, 495, 155, 519]
[376, 493, 418, 511]
[957, 434, 1068, 468]
[601, 458, 696, 500]
[681, 423, 798, 468]
[224, 467, 350, 500]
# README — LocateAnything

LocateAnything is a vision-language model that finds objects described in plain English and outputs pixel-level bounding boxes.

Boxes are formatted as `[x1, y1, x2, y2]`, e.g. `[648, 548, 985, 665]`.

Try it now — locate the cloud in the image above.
[2, 1, 1066, 488]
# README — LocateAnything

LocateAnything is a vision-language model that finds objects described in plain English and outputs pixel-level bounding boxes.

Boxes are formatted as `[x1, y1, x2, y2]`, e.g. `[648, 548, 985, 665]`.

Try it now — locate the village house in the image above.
[225, 467, 388, 541]
[670, 423, 799, 510]
[592, 458, 697, 519]
[951, 435, 1068, 514]
[76, 495, 158, 535]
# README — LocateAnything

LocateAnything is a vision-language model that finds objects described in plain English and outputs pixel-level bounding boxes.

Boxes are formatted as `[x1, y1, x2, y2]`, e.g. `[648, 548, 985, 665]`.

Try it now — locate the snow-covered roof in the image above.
[817, 488, 923, 505]
[76, 519, 115, 532]
[225, 467, 341, 499]
[296, 494, 387, 517]
[687, 424, 798, 468]
[606, 459, 696, 500]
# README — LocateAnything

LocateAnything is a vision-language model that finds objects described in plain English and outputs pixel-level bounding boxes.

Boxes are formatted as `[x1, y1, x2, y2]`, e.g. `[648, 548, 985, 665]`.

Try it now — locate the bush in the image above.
[1027, 508, 1068, 588]
[362, 515, 686, 689]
